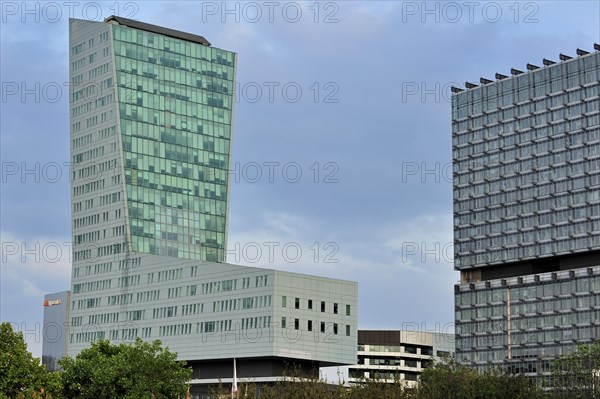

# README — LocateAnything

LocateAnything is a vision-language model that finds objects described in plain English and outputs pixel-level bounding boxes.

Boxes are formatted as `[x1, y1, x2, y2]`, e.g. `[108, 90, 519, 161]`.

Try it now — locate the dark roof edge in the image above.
[104, 15, 211, 46]
[452, 43, 600, 94]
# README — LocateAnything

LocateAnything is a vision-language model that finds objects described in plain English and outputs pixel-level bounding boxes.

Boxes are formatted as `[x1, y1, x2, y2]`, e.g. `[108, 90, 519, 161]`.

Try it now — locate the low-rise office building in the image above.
[44, 259, 358, 394]
[348, 330, 455, 386]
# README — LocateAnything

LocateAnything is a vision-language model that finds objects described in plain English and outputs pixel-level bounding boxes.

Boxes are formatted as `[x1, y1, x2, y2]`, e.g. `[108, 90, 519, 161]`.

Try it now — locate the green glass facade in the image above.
[112, 25, 235, 262]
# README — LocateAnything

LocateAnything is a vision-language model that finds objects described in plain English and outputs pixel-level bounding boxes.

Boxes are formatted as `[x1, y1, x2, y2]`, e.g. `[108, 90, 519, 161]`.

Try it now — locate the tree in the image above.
[551, 340, 600, 399]
[59, 338, 191, 399]
[415, 356, 545, 399]
[0, 322, 59, 398]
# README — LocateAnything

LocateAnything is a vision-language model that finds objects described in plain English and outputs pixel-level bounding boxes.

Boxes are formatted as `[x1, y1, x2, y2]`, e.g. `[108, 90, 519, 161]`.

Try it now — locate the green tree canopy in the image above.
[551, 340, 600, 399]
[416, 357, 545, 399]
[59, 338, 191, 399]
[0, 322, 59, 398]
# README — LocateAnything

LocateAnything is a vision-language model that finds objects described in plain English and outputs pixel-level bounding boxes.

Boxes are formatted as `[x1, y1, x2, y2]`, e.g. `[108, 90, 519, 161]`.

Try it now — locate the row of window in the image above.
[349, 369, 420, 381]
[452, 126, 600, 178]
[457, 308, 600, 334]
[76, 293, 272, 313]
[117, 74, 232, 126]
[455, 235, 597, 267]
[453, 59, 599, 120]
[455, 107, 597, 145]
[359, 344, 435, 356]
[454, 123, 599, 167]
[213, 295, 273, 313]
[73, 178, 106, 197]
[280, 317, 351, 337]
[470, 215, 580, 245]
[456, 156, 599, 197]
[73, 279, 111, 294]
[455, 192, 598, 228]
[70, 30, 108, 56]
[73, 262, 112, 278]
[73, 210, 122, 241]
[457, 276, 600, 305]
[454, 185, 597, 227]
[282, 296, 352, 316]
[358, 357, 432, 368]
[123, 130, 229, 172]
[124, 170, 227, 206]
[70, 42, 110, 73]
[453, 87, 599, 136]
[113, 25, 233, 66]
[454, 160, 599, 201]
[115, 69, 233, 111]
[68, 319, 352, 344]
[113, 34, 233, 79]
[458, 328, 598, 361]
[75, 157, 118, 181]
[73, 144, 105, 164]
[455, 222, 597, 256]
[71, 91, 114, 118]
[72, 132, 94, 149]
[122, 118, 231, 153]
[452, 94, 599, 139]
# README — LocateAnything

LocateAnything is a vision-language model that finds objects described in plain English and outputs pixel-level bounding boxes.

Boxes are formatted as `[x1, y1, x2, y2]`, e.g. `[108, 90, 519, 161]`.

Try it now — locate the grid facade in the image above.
[70, 17, 234, 270]
[113, 24, 234, 261]
[455, 266, 600, 375]
[452, 48, 600, 379]
[453, 52, 599, 270]
[67, 257, 358, 366]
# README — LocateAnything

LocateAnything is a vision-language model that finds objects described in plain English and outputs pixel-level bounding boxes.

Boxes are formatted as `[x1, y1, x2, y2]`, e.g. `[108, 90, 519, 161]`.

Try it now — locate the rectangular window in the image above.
[282, 296, 287, 307]
[295, 297, 300, 309]
[281, 317, 286, 328]
[320, 322, 325, 333]
[346, 304, 351, 316]
[321, 301, 326, 313]
[333, 323, 338, 335]
[308, 299, 313, 310]
[294, 318, 299, 330]
[333, 303, 338, 314]
[308, 320, 313, 331]
[346, 325, 350, 336]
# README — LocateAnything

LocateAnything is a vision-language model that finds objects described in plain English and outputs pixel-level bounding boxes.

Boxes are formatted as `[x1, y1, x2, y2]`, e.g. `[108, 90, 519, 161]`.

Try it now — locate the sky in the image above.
[0, 0, 599, 364]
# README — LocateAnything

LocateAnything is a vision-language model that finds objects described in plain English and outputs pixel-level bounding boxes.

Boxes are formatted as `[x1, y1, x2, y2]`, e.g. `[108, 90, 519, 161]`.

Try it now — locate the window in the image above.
[346, 304, 351, 316]
[308, 299, 313, 310]
[346, 325, 350, 336]
[320, 322, 325, 333]
[282, 296, 287, 307]
[294, 319, 299, 330]
[321, 301, 326, 313]
[281, 317, 286, 328]
[333, 323, 338, 335]
[333, 303, 338, 314]
[308, 320, 313, 331]
[295, 297, 300, 309]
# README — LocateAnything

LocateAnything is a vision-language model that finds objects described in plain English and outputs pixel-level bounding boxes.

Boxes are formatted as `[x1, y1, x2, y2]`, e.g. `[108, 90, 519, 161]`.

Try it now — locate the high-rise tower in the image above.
[70, 16, 233, 266]
[56, 17, 358, 389]
[452, 46, 600, 379]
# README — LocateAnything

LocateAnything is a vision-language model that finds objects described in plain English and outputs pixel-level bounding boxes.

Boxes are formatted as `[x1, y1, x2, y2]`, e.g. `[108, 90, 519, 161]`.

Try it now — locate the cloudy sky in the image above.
[1, 1, 599, 360]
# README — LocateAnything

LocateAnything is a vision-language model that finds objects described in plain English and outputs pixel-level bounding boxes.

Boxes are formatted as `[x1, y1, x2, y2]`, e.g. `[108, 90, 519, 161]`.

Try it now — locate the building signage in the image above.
[43, 299, 61, 307]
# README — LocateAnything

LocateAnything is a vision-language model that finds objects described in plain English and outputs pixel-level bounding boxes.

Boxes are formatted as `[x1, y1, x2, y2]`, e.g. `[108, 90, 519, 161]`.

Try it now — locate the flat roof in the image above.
[104, 15, 211, 46]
